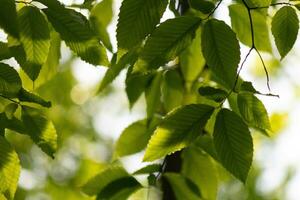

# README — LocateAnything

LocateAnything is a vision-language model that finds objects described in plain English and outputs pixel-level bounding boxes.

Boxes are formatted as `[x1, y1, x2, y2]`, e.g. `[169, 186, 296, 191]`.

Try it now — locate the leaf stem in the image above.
[0, 94, 21, 105]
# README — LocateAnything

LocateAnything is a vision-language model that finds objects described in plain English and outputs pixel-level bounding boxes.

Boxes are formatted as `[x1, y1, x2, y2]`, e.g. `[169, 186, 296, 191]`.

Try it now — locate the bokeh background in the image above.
[1, 0, 300, 199]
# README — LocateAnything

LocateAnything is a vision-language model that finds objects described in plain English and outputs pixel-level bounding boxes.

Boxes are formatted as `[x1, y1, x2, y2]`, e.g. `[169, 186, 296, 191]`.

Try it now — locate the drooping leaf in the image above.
[117, 0, 168, 49]
[21, 106, 57, 157]
[133, 164, 161, 175]
[125, 70, 153, 107]
[18, 6, 51, 81]
[42, 6, 108, 66]
[0, 136, 20, 200]
[237, 92, 271, 130]
[18, 88, 51, 108]
[0, 0, 18, 38]
[90, 0, 113, 51]
[271, 6, 299, 59]
[202, 19, 240, 88]
[97, 176, 141, 200]
[0, 63, 22, 97]
[182, 146, 218, 200]
[161, 69, 184, 112]
[213, 109, 253, 182]
[143, 104, 214, 161]
[229, 4, 272, 52]
[134, 17, 201, 72]
[198, 86, 228, 102]
[115, 117, 161, 157]
[145, 72, 162, 117]
[164, 173, 202, 200]
[179, 28, 205, 89]
[98, 50, 138, 93]
[82, 165, 131, 196]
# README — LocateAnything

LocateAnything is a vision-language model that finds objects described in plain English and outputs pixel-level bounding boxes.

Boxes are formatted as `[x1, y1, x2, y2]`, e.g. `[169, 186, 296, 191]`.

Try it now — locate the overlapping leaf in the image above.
[213, 109, 253, 182]
[237, 92, 271, 130]
[42, 6, 108, 66]
[117, 0, 168, 49]
[143, 104, 214, 161]
[135, 17, 201, 72]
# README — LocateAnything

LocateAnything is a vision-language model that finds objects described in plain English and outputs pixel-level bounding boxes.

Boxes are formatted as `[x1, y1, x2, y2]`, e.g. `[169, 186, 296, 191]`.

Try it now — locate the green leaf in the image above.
[0, 114, 26, 135]
[271, 6, 299, 59]
[182, 147, 218, 200]
[202, 19, 240, 88]
[143, 104, 214, 161]
[0, 42, 12, 61]
[98, 50, 138, 93]
[0, 136, 20, 200]
[198, 86, 228, 102]
[145, 72, 162, 117]
[97, 176, 141, 200]
[18, 6, 51, 81]
[18, 88, 51, 108]
[125, 70, 153, 107]
[164, 173, 202, 200]
[133, 164, 161, 175]
[4, 104, 18, 120]
[90, 0, 113, 51]
[82, 165, 132, 196]
[115, 117, 160, 157]
[117, 0, 168, 49]
[42, 7, 108, 66]
[179, 28, 205, 88]
[213, 109, 253, 182]
[134, 17, 201, 72]
[188, 0, 215, 14]
[237, 92, 271, 130]
[229, 4, 272, 52]
[0, 63, 22, 98]
[162, 69, 184, 112]
[240, 81, 258, 93]
[21, 106, 57, 157]
[0, 0, 18, 38]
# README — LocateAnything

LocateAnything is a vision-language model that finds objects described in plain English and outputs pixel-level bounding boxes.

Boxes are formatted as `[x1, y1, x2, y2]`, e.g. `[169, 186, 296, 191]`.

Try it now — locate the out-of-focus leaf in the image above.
[164, 173, 202, 200]
[161, 69, 184, 112]
[182, 146, 218, 200]
[145, 72, 162, 117]
[179, 28, 205, 89]
[0, 42, 11, 61]
[116, 116, 161, 157]
[229, 4, 272, 52]
[4, 104, 18, 120]
[0, 136, 20, 200]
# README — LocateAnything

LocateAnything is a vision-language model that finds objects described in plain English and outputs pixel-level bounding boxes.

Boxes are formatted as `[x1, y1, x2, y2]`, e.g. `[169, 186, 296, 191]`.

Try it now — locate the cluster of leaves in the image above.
[0, 0, 299, 199]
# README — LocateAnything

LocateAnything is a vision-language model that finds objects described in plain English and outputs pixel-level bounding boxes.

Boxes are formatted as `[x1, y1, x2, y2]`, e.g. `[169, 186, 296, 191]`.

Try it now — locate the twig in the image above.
[204, 0, 223, 20]
[0, 94, 21, 105]
[254, 48, 271, 91]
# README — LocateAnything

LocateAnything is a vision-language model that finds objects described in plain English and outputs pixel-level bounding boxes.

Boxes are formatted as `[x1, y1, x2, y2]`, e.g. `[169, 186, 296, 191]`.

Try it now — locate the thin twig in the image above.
[254, 48, 271, 91]
[0, 94, 21, 105]
[204, 0, 223, 20]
